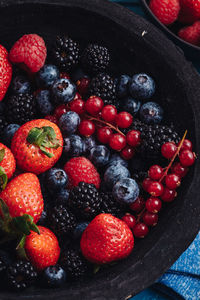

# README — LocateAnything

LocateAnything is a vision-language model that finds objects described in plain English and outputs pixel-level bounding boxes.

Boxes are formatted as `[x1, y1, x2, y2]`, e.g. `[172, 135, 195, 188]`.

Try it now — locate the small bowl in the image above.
[141, 0, 200, 62]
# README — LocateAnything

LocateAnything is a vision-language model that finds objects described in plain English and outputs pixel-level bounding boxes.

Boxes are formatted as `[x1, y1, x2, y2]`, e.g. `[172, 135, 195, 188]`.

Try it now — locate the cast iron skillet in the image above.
[0, 0, 200, 299]
[141, 0, 200, 62]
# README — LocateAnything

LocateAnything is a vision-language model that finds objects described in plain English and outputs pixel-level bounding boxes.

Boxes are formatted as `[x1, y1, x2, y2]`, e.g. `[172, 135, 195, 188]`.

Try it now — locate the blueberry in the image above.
[121, 96, 141, 116]
[63, 134, 84, 157]
[55, 189, 69, 205]
[45, 168, 68, 192]
[2, 124, 20, 147]
[37, 204, 49, 226]
[59, 111, 80, 136]
[36, 90, 54, 116]
[89, 145, 110, 167]
[104, 164, 130, 188]
[41, 265, 66, 288]
[71, 67, 89, 82]
[107, 154, 128, 168]
[52, 78, 76, 104]
[83, 136, 96, 155]
[73, 222, 89, 240]
[140, 101, 163, 124]
[38, 64, 59, 88]
[112, 178, 139, 205]
[117, 75, 131, 98]
[129, 73, 155, 99]
[12, 75, 31, 94]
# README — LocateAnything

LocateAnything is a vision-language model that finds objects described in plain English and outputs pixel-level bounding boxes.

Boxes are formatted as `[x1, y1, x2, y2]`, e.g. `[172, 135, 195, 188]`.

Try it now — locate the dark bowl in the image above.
[141, 0, 200, 62]
[1, 0, 200, 299]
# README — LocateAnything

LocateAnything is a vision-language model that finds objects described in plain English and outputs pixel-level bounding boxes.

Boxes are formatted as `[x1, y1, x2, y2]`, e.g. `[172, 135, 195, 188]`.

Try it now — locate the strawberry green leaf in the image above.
[94, 265, 101, 274]
[26, 127, 43, 144]
[16, 235, 26, 249]
[0, 166, 8, 191]
[0, 149, 5, 163]
[12, 214, 40, 236]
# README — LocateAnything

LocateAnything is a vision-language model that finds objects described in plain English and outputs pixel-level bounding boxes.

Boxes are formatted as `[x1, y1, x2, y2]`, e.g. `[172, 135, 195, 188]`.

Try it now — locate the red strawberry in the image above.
[81, 214, 134, 264]
[0, 45, 12, 101]
[11, 119, 63, 175]
[25, 226, 60, 270]
[0, 143, 16, 180]
[178, 21, 200, 45]
[0, 173, 44, 223]
[64, 157, 101, 189]
[179, 0, 200, 24]
[9, 34, 47, 73]
[149, 0, 180, 25]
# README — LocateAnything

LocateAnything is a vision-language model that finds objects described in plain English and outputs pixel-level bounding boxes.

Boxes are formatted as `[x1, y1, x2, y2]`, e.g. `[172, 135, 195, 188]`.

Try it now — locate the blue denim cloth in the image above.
[111, 1, 200, 299]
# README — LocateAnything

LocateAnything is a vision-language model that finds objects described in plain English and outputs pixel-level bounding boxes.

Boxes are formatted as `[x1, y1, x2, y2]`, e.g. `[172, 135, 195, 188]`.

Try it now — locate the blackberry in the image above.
[69, 182, 102, 220]
[48, 205, 77, 237]
[89, 73, 117, 106]
[6, 261, 37, 291]
[0, 114, 8, 136]
[100, 192, 126, 217]
[52, 36, 80, 71]
[81, 44, 110, 74]
[6, 93, 36, 125]
[131, 119, 180, 159]
[60, 248, 90, 278]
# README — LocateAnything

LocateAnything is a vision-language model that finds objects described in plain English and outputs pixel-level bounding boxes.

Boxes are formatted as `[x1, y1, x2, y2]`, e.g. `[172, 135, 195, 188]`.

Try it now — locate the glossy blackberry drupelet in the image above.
[48, 205, 77, 237]
[69, 182, 102, 220]
[6, 93, 36, 125]
[100, 192, 126, 217]
[52, 36, 80, 71]
[89, 73, 117, 106]
[131, 119, 180, 158]
[81, 44, 110, 74]
[60, 248, 90, 278]
[0, 115, 8, 136]
[6, 261, 37, 291]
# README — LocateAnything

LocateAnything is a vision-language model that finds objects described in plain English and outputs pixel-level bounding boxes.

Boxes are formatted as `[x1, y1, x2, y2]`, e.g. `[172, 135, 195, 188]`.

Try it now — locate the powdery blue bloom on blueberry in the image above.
[107, 153, 128, 168]
[45, 168, 68, 192]
[52, 78, 76, 104]
[56, 189, 69, 205]
[38, 64, 59, 88]
[64, 135, 84, 157]
[104, 164, 130, 188]
[121, 96, 141, 116]
[89, 145, 110, 167]
[59, 111, 80, 136]
[2, 124, 20, 147]
[36, 90, 54, 115]
[112, 178, 139, 205]
[83, 136, 96, 155]
[73, 222, 89, 240]
[129, 73, 155, 99]
[117, 74, 131, 98]
[12, 75, 31, 94]
[41, 266, 66, 288]
[140, 101, 163, 124]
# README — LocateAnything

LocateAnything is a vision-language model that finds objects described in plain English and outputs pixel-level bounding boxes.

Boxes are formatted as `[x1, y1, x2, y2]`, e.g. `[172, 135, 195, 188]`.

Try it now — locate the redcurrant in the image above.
[179, 150, 195, 167]
[109, 134, 126, 151]
[133, 223, 149, 238]
[126, 130, 141, 147]
[79, 120, 95, 137]
[143, 212, 158, 226]
[60, 72, 70, 79]
[54, 104, 68, 119]
[120, 146, 135, 160]
[74, 93, 82, 100]
[116, 112, 133, 128]
[97, 127, 112, 144]
[85, 96, 104, 116]
[142, 178, 153, 192]
[148, 165, 163, 181]
[161, 142, 177, 159]
[101, 105, 117, 122]
[171, 162, 188, 178]
[146, 197, 162, 213]
[148, 181, 164, 197]
[161, 187, 177, 202]
[69, 99, 85, 115]
[122, 214, 136, 229]
[130, 196, 145, 212]
[178, 139, 192, 151]
[76, 78, 90, 96]
[165, 174, 181, 189]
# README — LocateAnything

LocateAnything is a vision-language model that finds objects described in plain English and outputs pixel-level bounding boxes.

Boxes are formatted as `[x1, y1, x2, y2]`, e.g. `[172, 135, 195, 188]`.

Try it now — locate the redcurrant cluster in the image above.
[122, 134, 196, 238]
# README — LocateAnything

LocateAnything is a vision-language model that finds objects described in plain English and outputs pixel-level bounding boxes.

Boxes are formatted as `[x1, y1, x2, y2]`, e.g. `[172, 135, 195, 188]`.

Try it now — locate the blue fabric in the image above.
[110, 0, 200, 299]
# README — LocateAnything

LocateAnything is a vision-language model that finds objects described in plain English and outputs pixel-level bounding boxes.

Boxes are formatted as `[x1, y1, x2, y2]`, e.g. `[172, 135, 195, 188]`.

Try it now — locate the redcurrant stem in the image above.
[136, 208, 146, 223]
[159, 130, 188, 183]
[84, 114, 125, 136]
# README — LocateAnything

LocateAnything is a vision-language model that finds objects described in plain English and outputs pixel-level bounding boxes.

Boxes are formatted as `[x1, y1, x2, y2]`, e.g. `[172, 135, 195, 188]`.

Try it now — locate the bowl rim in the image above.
[140, 0, 200, 51]
[0, 0, 200, 299]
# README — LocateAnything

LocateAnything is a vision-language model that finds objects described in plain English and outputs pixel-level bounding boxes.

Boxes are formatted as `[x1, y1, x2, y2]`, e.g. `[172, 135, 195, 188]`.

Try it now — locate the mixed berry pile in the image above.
[149, 0, 200, 47]
[0, 33, 196, 291]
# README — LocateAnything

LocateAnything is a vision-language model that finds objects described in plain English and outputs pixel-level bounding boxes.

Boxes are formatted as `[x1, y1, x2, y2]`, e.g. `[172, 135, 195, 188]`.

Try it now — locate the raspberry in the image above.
[178, 21, 200, 46]
[9, 34, 47, 73]
[149, 0, 180, 25]
[179, 0, 200, 24]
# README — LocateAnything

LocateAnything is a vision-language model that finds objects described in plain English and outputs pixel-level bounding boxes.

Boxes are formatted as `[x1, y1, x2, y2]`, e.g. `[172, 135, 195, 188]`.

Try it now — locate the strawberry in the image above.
[0, 173, 43, 223]
[64, 157, 101, 189]
[179, 0, 200, 24]
[0, 143, 16, 184]
[0, 45, 12, 101]
[24, 226, 60, 270]
[11, 119, 63, 175]
[149, 0, 180, 26]
[80, 213, 134, 264]
[178, 21, 200, 45]
[9, 34, 47, 73]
